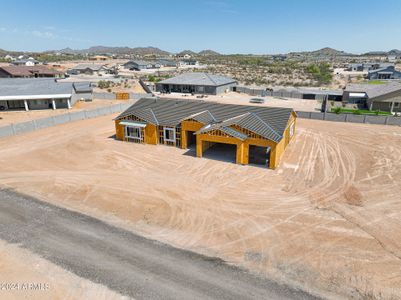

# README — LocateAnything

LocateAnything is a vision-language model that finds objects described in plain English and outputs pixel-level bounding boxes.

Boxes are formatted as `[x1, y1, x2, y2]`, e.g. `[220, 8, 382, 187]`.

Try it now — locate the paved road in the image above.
[0, 189, 320, 300]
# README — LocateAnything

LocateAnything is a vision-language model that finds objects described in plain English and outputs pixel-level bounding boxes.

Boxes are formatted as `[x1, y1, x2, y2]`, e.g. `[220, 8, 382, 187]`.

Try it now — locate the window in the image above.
[125, 126, 142, 140]
[163, 127, 176, 142]
[394, 102, 400, 108]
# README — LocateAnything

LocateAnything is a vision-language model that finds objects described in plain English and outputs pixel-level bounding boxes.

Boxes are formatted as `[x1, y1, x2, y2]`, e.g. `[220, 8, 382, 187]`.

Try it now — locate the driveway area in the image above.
[0, 189, 317, 300]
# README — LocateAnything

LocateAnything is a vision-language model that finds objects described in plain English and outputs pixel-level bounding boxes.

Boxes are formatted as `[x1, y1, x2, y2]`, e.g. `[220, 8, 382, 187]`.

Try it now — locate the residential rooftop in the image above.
[0, 78, 89, 98]
[116, 97, 294, 142]
[158, 73, 237, 87]
[345, 81, 401, 99]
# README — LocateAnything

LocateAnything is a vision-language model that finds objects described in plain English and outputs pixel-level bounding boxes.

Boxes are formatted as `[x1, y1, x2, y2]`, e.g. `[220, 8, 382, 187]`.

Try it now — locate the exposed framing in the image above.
[163, 127, 176, 142]
[125, 126, 143, 143]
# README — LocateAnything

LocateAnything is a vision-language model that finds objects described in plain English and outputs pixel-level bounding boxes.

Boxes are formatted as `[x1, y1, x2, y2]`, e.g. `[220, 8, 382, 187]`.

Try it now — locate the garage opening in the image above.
[203, 142, 236, 163]
[249, 145, 270, 167]
[6, 100, 26, 110]
[302, 94, 316, 100]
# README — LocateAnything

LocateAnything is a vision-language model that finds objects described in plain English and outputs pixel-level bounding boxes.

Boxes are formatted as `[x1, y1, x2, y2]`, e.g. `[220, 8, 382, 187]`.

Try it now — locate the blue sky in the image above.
[1, 0, 401, 54]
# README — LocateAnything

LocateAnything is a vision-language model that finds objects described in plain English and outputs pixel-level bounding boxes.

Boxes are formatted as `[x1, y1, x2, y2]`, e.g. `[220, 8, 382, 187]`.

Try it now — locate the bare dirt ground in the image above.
[0, 99, 128, 126]
[158, 92, 322, 112]
[0, 115, 401, 299]
[0, 240, 128, 300]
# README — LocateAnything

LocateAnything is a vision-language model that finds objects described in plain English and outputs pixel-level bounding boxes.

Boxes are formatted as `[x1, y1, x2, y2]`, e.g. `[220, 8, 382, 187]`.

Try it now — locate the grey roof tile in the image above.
[0, 78, 73, 97]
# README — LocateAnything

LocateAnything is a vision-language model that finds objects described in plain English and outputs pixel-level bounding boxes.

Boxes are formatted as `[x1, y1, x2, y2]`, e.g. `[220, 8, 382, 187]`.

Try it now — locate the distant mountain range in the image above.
[289, 47, 352, 57]
[57, 46, 171, 56]
[363, 49, 401, 56]
[1, 45, 400, 57]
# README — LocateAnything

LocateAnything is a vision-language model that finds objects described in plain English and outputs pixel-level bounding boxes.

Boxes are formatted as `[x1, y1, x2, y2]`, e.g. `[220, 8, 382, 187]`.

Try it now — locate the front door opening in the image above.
[249, 145, 270, 167]
[186, 131, 196, 148]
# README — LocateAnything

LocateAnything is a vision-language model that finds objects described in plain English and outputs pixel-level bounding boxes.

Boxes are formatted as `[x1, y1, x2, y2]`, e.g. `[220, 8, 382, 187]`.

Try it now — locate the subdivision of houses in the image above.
[114, 97, 296, 169]
[346, 63, 394, 72]
[0, 65, 64, 78]
[342, 81, 401, 113]
[155, 73, 237, 95]
[0, 78, 92, 111]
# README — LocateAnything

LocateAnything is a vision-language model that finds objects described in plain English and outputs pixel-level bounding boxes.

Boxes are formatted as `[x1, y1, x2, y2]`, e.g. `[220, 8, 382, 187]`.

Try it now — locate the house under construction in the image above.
[114, 98, 297, 169]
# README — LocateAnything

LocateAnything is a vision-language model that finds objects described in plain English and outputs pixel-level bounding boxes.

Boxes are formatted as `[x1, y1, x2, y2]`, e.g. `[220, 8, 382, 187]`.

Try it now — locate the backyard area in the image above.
[0, 115, 400, 299]
[330, 107, 392, 115]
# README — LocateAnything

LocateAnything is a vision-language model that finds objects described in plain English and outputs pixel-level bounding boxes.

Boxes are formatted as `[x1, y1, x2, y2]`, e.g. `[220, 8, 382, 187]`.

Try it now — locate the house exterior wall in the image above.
[71, 92, 92, 105]
[370, 101, 401, 112]
[156, 82, 236, 95]
[368, 70, 401, 80]
[0, 69, 12, 78]
[215, 83, 237, 94]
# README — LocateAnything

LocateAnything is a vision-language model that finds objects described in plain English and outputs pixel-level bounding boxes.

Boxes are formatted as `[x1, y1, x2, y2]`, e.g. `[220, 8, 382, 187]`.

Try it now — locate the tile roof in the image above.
[116, 97, 294, 143]
[0, 65, 62, 77]
[0, 78, 84, 98]
[158, 73, 236, 87]
[345, 81, 401, 99]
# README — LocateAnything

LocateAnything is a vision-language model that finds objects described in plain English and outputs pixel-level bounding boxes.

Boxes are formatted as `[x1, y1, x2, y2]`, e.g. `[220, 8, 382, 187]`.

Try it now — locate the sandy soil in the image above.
[0, 240, 128, 300]
[158, 92, 322, 112]
[0, 115, 401, 299]
[0, 99, 128, 126]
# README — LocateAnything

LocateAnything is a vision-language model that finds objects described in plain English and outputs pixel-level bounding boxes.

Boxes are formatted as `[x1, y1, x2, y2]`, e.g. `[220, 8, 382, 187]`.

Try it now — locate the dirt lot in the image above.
[158, 92, 322, 112]
[0, 115, 401, 299]
[0, 99, 128, 126]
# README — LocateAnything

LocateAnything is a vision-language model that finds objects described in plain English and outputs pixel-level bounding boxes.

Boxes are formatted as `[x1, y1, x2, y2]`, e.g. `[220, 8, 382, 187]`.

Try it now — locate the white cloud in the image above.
[31, 30, 57, 39]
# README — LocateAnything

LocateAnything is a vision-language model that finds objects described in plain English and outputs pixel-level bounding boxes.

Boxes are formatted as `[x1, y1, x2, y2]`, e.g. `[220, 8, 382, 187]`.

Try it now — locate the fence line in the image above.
[93, 92, 152, 100]
[296, 111, 401, 126]
[0, 102, 134, 139]
[2, 103, 399, 139]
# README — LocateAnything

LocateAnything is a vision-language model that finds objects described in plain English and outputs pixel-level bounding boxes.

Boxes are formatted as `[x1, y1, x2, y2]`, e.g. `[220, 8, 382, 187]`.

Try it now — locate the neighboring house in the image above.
[156, 72, 237, 95]
[271, 87, 343, 101]
[367, 66, 401, 80]
[4, 55, 14, 61]
[114, 97, 297, 169]
[123, 60, 157, 70]
[177, 53, 192, 59]
[0, 65, 64, 78]
[178, 59, 199, 66]
[11, 59, 39, 66]
[342, 81, 401, 113]
[0, 78, 92, 111]
[89, 55, 108, 61]
[157, 59, 177, 68]
[272, 54, 287, 61]
[347, 63, 394, 72]
[68, 64, 106, 75]
[388, 55, 400, 63]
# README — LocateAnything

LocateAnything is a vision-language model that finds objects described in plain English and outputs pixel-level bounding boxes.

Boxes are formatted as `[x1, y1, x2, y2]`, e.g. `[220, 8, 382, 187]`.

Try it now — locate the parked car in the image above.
[249, 98, 265, 104]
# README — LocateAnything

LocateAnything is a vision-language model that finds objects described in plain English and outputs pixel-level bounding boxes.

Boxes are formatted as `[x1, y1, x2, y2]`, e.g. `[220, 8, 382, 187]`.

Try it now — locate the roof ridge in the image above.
[248, 112, 282, 140]
[204, 73, 217, 85]
[146, 108, 159, 125]
[222, 112, 250, 123]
